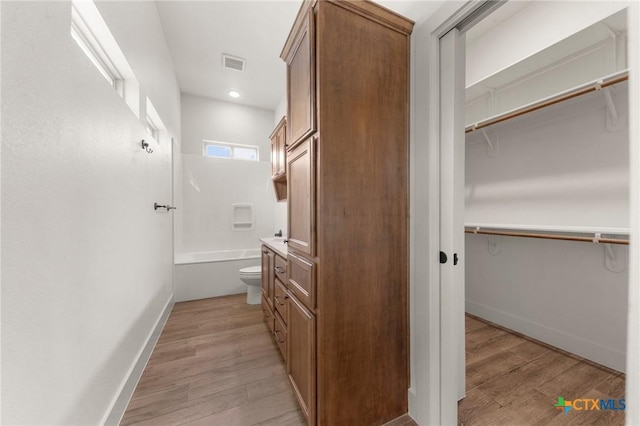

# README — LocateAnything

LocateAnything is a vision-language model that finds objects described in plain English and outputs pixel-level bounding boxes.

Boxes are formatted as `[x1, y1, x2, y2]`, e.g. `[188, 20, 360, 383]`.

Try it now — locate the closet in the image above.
[464, 8, 629, 373]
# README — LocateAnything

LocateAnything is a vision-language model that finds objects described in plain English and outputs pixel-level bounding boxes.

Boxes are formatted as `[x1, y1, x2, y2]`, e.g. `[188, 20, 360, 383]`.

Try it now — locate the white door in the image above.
[439, 27, 466, 424]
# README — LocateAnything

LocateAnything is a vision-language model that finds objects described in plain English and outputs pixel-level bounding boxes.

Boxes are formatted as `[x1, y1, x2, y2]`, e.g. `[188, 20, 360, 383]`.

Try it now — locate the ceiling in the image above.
[155, 1, 444, 112]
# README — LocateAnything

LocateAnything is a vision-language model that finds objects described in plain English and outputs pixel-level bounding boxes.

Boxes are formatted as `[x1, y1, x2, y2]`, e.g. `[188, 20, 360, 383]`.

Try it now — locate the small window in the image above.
[71, 4, 121, 89]
[146, 115, 159, 141]
[203, 141, 259, 161]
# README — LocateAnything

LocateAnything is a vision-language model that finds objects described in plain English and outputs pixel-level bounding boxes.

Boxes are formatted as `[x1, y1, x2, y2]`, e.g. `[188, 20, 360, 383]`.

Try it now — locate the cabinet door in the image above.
[284, 9, 315, 149]
[287, 294, 315, 425]
[287, 137, 315, 257]
[270, 117, 287, 179]
[276, 124, 287, 176]
[270, 136, 279, 178]
[261, 246, 275, 311]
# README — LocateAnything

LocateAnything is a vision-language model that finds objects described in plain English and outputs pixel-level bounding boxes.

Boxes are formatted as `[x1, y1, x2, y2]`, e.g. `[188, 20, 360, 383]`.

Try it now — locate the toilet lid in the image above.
[239, 265, 261, 274]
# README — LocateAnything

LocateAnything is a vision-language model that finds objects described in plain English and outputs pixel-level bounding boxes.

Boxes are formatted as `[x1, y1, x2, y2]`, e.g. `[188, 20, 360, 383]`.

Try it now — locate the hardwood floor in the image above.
[460, 315, 626, 426]
[121, 296, 624, 426]
[120, 294, 305, 426]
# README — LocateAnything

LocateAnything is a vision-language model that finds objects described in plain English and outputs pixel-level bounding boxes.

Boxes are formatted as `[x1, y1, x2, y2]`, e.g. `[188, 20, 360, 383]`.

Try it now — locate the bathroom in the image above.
[2, 1, 640, 425]
[174, 94, 288, 304]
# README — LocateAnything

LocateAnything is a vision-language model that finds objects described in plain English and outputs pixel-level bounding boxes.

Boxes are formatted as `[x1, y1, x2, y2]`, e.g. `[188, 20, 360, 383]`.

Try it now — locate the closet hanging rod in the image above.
[465, 70, 629, 134]
[465, 228, 629, 245]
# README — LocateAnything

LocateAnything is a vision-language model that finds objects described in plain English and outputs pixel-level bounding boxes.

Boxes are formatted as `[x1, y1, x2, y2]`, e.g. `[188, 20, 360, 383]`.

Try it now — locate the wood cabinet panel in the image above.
[274, 278, 288, 322]
[275, 254, 287, 284]
[287, 137, 315, 257]
[274, 311, 287, 361]
[261, 246, 275, 312]
[287, 251, 315, 311]
[287, 294, 316, 425]
[262, 295, 274, 334]
[283, 9, 315, 149]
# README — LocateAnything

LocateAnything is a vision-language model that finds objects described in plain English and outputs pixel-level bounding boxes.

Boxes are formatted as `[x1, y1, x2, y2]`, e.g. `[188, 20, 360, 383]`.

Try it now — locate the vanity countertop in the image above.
[260, 237, 288, 258]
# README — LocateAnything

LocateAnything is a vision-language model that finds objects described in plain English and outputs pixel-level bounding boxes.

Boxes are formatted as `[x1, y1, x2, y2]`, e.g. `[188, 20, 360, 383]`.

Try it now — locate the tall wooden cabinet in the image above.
[280, 1, 413, 425]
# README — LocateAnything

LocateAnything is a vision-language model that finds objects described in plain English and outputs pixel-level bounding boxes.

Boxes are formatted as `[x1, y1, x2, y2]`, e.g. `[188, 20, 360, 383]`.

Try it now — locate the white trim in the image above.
[467, 301, 626, 373]
[100, 295, 174, 426]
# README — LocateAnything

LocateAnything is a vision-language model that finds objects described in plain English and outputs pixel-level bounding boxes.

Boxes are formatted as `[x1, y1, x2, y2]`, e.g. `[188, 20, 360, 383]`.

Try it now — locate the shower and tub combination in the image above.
[174, 249, 262, 303]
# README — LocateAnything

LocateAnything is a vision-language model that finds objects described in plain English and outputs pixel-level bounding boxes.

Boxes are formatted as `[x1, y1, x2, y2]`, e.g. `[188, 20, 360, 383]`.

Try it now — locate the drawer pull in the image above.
[274, 330, 285, 344]
[275, 266, 286, 274]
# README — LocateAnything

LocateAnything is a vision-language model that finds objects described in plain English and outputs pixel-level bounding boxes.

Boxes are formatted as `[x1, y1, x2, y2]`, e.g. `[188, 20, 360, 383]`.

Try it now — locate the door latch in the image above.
[453, 253, 459, 265]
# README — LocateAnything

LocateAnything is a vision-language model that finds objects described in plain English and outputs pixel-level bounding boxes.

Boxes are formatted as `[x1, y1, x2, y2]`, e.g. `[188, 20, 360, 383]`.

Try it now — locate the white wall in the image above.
[466, 1, 629, 87]
[180, 94, 280, 253]
[1, 2, 180, 424]
[181, 94, 272, 157]
[466, 86, 629, 228]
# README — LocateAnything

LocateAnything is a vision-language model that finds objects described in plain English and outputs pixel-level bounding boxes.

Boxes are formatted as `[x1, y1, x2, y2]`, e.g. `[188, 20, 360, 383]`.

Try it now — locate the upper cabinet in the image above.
[282, 9, 315, 150]
[270, 117, 288, 201]
[270, 116, 287, 179]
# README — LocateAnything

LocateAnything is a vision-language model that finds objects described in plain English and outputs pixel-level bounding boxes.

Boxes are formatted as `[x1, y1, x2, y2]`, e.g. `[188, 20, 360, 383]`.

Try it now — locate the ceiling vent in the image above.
[222, 54, 245, 72]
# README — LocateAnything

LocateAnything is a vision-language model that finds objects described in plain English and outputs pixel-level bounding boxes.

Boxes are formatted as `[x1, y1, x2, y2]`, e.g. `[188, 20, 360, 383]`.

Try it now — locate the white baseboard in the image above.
[466, 300, 625, 372]
[101, 295, 174, 425]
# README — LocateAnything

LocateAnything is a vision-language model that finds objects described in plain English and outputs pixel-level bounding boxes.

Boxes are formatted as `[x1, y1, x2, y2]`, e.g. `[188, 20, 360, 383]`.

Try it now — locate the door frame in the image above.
[409, 1, 640, 425]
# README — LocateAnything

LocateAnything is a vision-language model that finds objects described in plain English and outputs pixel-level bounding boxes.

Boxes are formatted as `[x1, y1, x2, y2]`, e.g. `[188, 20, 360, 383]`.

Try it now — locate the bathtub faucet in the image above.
[274, 230, 283, 237]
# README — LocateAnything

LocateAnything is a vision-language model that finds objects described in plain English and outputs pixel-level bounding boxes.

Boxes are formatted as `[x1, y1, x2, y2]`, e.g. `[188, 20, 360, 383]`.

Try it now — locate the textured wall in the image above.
[180, 94, 279, 252]
[1, 2, 180, 424]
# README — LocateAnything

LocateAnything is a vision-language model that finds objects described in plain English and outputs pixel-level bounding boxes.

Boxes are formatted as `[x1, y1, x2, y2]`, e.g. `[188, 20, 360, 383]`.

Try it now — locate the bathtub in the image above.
[174, 249, 261, 302]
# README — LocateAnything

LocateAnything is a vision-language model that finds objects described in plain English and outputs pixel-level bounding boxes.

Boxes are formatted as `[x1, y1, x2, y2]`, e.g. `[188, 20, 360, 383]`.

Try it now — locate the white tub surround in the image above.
[259, 237, 288, 258]
[174, 249, 260, 302]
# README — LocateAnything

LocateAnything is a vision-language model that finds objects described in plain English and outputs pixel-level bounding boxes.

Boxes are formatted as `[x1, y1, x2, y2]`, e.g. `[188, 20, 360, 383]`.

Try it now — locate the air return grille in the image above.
[222, 54, 245, 71]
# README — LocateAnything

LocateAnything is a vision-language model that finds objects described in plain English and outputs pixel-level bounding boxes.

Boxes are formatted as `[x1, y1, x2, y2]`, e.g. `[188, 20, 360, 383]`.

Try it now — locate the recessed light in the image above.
[228, 90, 240, 98]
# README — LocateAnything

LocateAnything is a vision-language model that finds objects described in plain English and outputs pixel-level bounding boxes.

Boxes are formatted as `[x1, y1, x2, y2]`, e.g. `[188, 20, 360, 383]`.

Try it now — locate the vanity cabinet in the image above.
[281, 1, 413, 424]
[261, 244, 288, 362]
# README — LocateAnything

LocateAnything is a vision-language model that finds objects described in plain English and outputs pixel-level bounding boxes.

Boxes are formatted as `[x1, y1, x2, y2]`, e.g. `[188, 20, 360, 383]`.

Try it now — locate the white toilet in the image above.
[239, 265, 261, 305]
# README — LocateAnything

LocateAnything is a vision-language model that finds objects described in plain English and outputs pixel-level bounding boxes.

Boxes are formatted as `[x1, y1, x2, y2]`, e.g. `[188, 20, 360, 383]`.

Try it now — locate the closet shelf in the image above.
[465, 69, 629, 134]
[465, 223, 629, 245]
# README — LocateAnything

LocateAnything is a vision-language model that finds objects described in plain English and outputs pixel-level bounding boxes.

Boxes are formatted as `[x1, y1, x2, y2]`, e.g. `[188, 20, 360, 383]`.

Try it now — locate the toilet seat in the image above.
[239, 265, 261, 277]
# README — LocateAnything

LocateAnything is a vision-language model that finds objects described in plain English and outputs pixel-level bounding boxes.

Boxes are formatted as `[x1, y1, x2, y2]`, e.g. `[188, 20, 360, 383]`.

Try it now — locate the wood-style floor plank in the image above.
[122, 295, 625, 426]
[120, 294, 305, 426]
[460, 315, 626, 426]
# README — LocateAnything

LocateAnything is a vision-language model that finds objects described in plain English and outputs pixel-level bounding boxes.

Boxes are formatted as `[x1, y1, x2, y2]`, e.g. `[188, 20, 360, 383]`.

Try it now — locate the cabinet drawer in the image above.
[262, 296, 275, 334]
[275, 255, 287, 284]
[287, 251, 315, 310]
[274, 311, 287, 361]
[274, 278, 288, 323]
